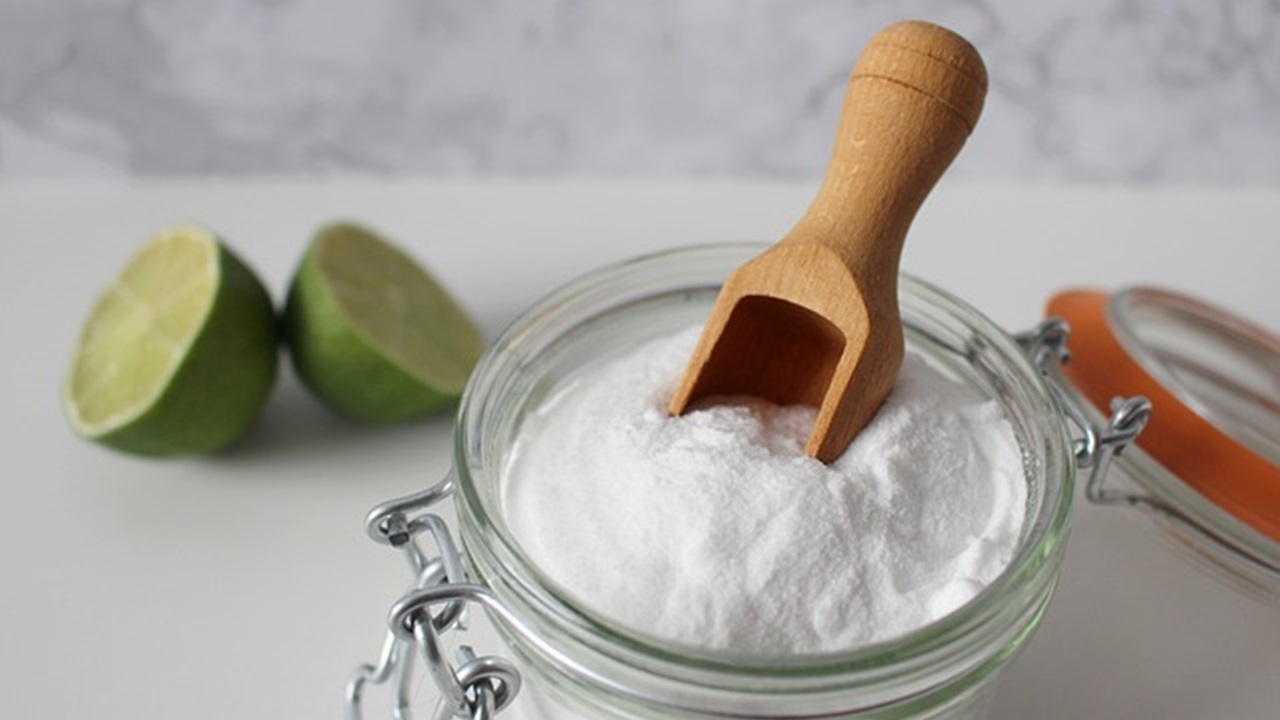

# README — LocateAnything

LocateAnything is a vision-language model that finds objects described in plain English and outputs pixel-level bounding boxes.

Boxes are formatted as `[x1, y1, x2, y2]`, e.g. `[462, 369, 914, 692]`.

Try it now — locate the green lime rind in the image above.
[282, 223, 485, 423]
[64, 231, 279, 456]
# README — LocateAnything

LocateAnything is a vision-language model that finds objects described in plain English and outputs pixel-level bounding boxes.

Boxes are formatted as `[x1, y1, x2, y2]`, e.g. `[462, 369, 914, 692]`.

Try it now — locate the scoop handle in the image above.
[784, 21, 988, 284]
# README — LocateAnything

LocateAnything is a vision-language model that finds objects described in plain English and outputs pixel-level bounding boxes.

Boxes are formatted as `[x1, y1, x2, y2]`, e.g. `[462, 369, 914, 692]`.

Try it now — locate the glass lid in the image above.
[1047, 287, 1280, 547]
[1110, 288, 1280, 466]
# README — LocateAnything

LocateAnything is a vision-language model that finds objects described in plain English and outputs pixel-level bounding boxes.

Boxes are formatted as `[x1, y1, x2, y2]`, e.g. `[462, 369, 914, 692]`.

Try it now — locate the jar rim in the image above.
[452, 243, 1075, 707]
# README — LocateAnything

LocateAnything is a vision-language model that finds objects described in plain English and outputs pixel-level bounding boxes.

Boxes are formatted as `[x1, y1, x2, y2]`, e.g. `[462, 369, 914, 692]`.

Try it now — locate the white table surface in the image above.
[2, 179, 1277, 719]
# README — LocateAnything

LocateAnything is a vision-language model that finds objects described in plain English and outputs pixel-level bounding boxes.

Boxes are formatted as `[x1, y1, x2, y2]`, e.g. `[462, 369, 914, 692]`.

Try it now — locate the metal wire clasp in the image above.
[348, 474, 522, 720]
[1015, 319, 1153, 505]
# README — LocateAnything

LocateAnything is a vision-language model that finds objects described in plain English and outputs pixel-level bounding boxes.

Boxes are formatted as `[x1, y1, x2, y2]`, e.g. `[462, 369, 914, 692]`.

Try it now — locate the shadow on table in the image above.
[215, 363, 458, 473]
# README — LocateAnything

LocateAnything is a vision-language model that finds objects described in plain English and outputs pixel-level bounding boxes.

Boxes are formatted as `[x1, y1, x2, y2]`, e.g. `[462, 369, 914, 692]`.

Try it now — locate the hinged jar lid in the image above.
[1048, 287, 1280, 597]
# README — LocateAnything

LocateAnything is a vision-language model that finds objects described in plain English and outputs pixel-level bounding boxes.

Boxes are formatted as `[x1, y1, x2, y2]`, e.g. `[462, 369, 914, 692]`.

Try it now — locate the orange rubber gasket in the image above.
[1047, 290, 1280, 542]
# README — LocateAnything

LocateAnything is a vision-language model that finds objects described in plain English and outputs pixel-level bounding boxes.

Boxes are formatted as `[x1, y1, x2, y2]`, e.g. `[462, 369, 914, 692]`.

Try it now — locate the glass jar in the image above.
[347, 244, 1269, 720]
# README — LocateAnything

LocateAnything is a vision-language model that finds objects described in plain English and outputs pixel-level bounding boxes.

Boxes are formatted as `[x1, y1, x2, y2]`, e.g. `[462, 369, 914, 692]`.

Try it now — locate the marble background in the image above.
[2, 0, 1278, 183]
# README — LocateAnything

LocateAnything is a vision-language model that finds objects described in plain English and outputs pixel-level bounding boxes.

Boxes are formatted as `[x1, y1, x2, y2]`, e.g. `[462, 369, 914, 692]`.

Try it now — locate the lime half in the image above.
[283, 223, 484, 422]
[63, 226, 279, 456]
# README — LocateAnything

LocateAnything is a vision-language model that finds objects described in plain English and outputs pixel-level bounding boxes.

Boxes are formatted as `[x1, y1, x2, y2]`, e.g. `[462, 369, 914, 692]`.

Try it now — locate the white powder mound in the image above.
[503, 326, 1026, 656]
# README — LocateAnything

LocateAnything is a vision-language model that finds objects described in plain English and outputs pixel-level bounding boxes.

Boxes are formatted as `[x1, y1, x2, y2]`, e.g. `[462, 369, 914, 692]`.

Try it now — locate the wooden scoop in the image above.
[668, 20, 988, 463]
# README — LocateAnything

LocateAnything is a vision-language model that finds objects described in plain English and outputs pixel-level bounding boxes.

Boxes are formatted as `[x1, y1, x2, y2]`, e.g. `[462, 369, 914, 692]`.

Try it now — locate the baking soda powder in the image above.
[503, 326, 1026, 656]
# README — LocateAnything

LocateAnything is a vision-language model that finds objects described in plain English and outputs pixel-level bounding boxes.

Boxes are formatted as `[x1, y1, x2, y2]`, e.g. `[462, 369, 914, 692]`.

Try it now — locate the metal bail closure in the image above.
[349, 474, 523, 720]
[1047, 289, 1280, 543]
[1015, 319, 1152, 505]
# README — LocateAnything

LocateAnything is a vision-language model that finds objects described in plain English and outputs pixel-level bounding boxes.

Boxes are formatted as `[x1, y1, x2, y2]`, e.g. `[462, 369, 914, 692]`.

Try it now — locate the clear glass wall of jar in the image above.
[425, 244, 1081, 719]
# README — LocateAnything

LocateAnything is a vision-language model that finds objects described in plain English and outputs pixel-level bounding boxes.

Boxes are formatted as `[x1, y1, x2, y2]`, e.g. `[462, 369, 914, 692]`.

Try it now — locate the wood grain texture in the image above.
[669, 20, 988, 463]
